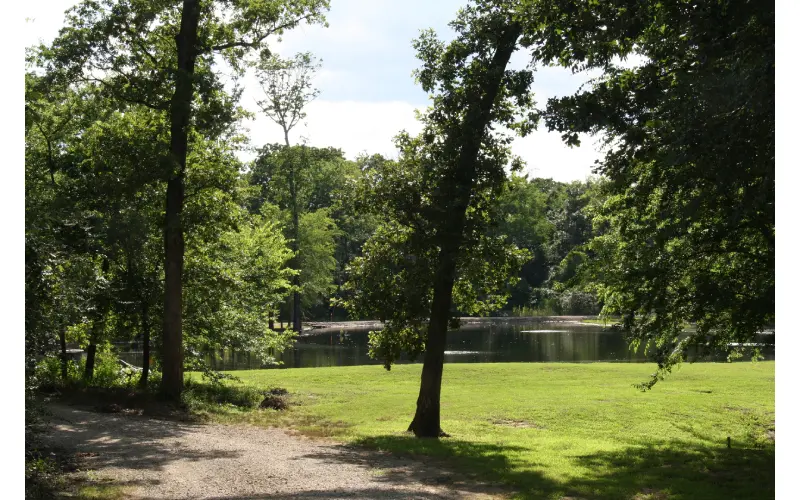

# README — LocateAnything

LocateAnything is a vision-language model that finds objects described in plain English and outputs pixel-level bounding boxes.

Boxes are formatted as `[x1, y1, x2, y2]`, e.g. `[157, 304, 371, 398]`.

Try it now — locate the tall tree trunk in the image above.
[84, 257, 111, 383]
[84, 341, 97, 381]
[161, 0, 201, 400]
[59, 325, 68, 381]
[407, 24, 521, 438]
[139, 301, 151, 388]
[290, 147, 302, 333]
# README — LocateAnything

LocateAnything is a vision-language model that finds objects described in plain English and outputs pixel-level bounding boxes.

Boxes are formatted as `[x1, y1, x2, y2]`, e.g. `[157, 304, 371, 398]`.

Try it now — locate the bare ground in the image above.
[41, 404, 509, 500]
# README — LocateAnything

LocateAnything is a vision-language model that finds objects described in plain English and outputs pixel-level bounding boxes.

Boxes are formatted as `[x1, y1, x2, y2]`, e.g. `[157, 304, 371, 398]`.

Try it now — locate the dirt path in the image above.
[42, 404, 507, 499]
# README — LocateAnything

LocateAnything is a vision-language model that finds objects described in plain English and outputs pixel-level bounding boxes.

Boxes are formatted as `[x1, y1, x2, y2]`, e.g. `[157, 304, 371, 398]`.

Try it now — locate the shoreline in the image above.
[300, 315, 600, 335]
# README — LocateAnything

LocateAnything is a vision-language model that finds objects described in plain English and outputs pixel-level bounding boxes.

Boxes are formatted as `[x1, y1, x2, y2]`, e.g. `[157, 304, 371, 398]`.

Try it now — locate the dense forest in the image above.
[26, 0, 773, 443]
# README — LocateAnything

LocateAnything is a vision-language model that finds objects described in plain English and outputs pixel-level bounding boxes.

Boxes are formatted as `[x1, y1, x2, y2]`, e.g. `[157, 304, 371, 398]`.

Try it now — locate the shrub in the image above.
[557, 291, 601, 315]
[181, 379, 265, 411]
[34, 355, 81, 390]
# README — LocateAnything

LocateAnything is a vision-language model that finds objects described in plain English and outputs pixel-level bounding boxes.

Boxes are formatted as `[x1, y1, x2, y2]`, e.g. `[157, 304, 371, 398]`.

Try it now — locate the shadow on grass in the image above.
[38, 400, 774, 500]
[298, 437, 529, 498]
[335, 435, 775, 500]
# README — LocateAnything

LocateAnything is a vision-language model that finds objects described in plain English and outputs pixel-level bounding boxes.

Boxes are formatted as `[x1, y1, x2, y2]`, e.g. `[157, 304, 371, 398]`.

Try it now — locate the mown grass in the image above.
[187, 362, 774, 500]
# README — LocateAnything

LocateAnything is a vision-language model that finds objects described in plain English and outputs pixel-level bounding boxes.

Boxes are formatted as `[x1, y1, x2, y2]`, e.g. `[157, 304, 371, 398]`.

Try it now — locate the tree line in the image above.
[26, 0, 773, 439]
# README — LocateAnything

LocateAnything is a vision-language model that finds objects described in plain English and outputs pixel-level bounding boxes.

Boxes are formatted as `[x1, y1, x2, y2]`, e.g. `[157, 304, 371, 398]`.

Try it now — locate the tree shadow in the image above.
[40, 406, 774, 500]
[41, 404, 241, 475]
[565, 442, 774, 499]
[296, 436, 533, 498]
[332, 434, 774, 500]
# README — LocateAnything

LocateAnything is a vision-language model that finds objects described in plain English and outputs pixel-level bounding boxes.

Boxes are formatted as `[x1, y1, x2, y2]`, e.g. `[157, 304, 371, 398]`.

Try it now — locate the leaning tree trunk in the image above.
[407, 247, 460, 437]
[407, 24, 521, 438]
[161, 0, 201, 400]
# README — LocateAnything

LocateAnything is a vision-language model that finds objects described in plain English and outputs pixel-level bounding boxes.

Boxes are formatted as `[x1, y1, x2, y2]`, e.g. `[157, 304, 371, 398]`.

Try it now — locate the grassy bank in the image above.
[188, 362, 774, 499]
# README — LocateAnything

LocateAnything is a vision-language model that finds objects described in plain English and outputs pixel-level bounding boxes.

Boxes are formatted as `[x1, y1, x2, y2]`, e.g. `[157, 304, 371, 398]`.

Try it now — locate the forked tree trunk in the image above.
[161, 0, 201, 400]
[407, 24, 521, 438]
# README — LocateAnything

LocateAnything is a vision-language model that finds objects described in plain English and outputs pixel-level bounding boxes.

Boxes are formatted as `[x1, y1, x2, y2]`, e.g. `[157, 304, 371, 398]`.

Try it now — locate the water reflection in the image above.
[114, 320, 773, 371]
[204, 320, 676, 370]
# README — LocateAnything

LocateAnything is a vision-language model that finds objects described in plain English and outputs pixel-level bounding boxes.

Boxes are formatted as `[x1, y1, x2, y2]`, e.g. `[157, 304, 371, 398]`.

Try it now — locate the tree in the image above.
[249, 145, 345, 325]
[528, 0, 774, 386]
[341, 0, 541, 437]
[254, 52, 321, 333]
[37, 0, 329, 398]
[490, 174, 554, 310]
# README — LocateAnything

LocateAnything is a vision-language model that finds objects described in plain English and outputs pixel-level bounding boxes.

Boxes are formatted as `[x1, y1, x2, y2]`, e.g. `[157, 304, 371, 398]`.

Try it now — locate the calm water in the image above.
[194, 319, 773, 371]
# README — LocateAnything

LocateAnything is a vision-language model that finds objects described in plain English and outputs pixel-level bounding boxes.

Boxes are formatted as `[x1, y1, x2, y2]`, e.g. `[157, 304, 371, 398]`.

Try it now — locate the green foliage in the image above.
[297, 209, 339, 308]
[181, 379, 266, 411]
[341, 182, 530, 367]
[34, 348, 141, 390]
[532, 0, 774, 387]
[490, 175, 605, 312]
[249, 145, 355, 317]
[184, 210, 296, 363]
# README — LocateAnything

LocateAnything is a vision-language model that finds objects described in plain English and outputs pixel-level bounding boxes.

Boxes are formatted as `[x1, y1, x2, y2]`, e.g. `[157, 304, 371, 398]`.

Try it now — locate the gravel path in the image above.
[42, 404, 507, 499]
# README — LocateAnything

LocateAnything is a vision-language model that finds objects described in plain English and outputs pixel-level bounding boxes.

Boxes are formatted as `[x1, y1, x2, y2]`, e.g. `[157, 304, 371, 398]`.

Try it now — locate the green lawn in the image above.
[190, 362, 774, 499]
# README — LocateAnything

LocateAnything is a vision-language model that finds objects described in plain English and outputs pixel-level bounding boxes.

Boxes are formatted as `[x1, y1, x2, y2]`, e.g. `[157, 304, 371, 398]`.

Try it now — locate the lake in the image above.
[198, 318, 775, 371]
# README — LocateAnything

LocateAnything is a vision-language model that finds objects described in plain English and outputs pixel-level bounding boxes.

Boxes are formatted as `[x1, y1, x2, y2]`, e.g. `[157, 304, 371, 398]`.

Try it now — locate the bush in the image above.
[34, 355, 81, 390]
[91, 351, 137, 389]
[34, 349, 142, 390]
[181, 379, 265, 411]
[557, 291, 601, 315]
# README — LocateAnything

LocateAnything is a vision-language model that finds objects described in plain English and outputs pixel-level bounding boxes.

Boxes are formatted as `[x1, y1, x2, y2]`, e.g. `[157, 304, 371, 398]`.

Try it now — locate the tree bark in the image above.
[161, 0, 201, 400]
[407, 24, 521, 438]
[84, 341, 97, 381]
[290, 147, 302, 334]
[59, 326, 68, 381]
[139, 301, 151, 388]
[84, 257, 111, 382]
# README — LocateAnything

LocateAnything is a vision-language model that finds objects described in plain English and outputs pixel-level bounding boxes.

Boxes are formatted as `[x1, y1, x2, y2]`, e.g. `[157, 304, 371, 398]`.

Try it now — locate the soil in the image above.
[41, 403, 509, 499]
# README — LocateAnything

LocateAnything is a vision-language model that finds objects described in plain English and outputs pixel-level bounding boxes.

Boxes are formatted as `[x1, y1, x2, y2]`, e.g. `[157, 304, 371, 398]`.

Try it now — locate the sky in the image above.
[23, 0, 607, 182]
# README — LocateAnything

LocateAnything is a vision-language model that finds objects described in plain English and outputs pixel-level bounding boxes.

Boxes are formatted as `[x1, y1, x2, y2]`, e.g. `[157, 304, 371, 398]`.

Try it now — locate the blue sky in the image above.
[24, 0, 606, 182]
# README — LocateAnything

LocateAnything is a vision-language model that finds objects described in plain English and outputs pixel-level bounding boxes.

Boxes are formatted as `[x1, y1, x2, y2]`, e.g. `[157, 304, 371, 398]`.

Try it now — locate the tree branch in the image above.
[201, 13, 316, 54]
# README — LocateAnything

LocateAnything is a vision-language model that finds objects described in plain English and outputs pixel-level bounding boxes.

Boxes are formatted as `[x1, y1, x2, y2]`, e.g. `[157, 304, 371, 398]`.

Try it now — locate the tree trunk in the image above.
[406, 248, 458, 437]
[407, 24, 521, 438]
[84, 341, 97, 381]
[139, 301, 151, 388]
[161, 0, 201, 400]
[290, 147, 302, 334]
[59, 326, 68, 381]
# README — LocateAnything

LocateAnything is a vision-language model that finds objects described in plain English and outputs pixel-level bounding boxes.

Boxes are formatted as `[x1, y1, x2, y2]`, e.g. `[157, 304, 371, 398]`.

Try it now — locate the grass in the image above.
[187, 361, 775, 500]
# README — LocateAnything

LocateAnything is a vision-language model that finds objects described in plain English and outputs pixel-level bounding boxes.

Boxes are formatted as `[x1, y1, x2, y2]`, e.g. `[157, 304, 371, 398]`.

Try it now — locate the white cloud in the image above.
[239, 98, 603, 183]
[239, 99, 425, 160]
[513, 129, 603, 183]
